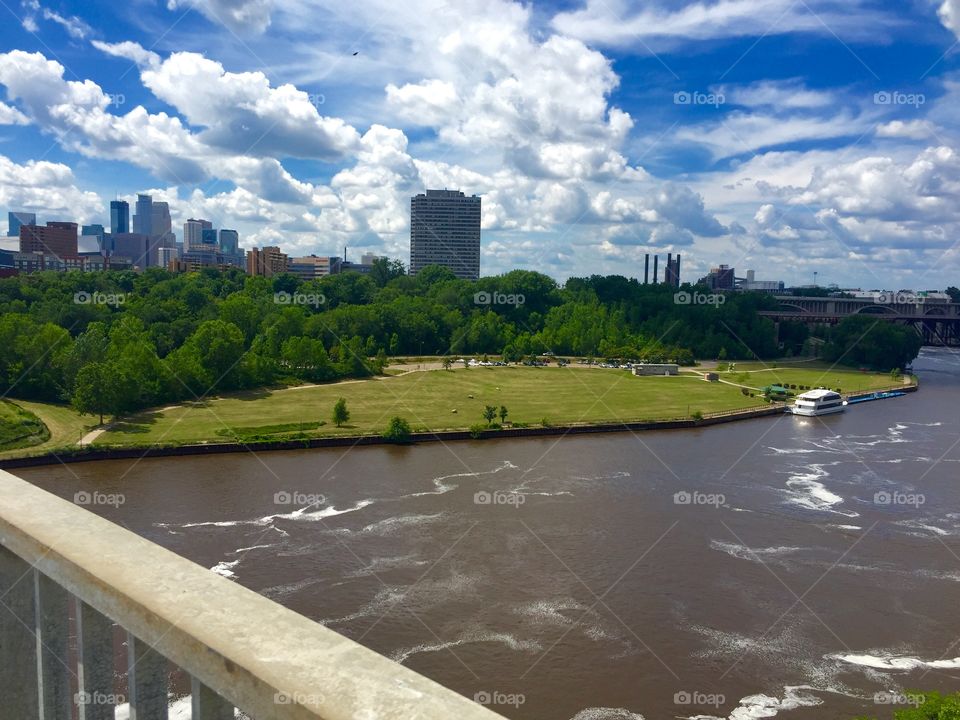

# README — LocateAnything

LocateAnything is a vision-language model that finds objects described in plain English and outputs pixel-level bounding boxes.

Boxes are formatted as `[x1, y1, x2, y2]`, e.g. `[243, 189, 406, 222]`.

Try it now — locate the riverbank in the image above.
[0, 383, 917, 469]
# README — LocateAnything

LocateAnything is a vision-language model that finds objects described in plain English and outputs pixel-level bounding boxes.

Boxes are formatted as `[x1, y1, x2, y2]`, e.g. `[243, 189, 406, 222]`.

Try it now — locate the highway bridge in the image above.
[758, 295, 960, 346]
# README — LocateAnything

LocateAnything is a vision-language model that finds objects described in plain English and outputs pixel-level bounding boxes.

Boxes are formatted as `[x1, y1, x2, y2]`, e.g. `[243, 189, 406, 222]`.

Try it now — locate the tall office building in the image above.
[151, 202, 172, 238]
[201, 228, 218, 246]
[8, 211, 36, 237]
[133, 194, 153, 236]
[110, 200, 129, 234]
[19, 222, 78, 257]
[218, 229, 239, 255]
[182, 219, 211, 252]
[410, 189, 481, 279]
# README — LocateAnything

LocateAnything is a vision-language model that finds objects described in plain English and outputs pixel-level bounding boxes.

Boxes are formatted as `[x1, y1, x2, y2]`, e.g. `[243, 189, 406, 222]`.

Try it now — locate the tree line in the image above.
[0, 261, 920, 421]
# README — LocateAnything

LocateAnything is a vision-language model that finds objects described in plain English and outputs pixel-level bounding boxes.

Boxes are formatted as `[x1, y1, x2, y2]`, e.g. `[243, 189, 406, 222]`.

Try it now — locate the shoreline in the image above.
[0, 385, 916, 469]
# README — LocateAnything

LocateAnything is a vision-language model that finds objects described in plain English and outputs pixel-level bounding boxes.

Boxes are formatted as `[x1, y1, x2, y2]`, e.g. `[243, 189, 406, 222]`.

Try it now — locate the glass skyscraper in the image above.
[110, 201, 129, 234]
[8, 211, 36, 237]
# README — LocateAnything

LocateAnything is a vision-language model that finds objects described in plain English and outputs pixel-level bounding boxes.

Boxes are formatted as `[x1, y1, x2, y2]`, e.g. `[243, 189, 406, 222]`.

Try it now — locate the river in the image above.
[19, 348, 960, 720]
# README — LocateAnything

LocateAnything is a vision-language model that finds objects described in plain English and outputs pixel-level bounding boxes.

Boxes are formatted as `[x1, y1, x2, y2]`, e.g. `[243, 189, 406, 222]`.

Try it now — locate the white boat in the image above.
[789, 388, 847, 416]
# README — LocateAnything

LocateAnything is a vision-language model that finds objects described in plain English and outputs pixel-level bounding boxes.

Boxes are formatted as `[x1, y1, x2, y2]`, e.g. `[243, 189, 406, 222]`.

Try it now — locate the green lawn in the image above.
[95, 367, 769, 447]
[0, 399, 94, 458]
[0, 362, 908, 458]
[713, 361, 914, 393]
[0, 400, 49, 451]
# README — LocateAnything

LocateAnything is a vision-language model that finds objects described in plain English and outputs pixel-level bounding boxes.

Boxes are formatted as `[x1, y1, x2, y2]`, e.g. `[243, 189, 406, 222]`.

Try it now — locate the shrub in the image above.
[469, 423, 487, 439]
[691, 410, 704, 421]
[541, 417, 552, 427]
[383, 416, 412, 443]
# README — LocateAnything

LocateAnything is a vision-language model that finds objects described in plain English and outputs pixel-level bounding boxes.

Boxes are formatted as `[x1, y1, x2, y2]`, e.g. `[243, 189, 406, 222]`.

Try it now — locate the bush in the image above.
[541, 417, 552, 427]
[469, 423, 487, 439]
[691, 410, 704, 421]
[383, 416, 412, 443]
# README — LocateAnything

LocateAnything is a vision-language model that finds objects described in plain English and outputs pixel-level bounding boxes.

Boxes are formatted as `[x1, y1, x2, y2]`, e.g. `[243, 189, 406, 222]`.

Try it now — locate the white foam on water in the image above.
[361, 512, 446, 534]
[895, 519, 953, 537]
[408, 459, 520, 498]
[710, 540, 806, 562]
[689, 686, 823, 720]
[781, 465, 858, 517]
[570, 709, 644, 720]
[210, 559, 240, 578]
[162, 498, 375, 530]
[347, 554, 430, 577]
[831, 652, 960, 670]
[390, 631, 541, 664]
[516, 598, 589, 625]
[261, 577, 323, 600]
[833, 524, 862, 531]
[230, 543, 277, 554]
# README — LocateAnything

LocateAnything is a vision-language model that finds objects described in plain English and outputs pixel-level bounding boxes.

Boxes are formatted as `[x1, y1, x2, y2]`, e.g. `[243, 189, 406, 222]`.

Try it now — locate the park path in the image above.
[79, 426, 108, 445]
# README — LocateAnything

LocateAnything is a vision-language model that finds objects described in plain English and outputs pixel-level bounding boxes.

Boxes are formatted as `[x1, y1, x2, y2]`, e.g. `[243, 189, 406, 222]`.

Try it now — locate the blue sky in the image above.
[2, 0, 960, 289]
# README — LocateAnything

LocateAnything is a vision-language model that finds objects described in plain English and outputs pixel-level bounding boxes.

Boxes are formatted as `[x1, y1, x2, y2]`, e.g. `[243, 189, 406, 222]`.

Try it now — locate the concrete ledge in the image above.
[0, 469, 506, 720]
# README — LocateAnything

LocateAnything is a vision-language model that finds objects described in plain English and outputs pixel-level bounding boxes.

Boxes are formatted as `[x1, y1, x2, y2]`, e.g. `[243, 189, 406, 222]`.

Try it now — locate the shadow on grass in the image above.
[109, 410, 163, 435]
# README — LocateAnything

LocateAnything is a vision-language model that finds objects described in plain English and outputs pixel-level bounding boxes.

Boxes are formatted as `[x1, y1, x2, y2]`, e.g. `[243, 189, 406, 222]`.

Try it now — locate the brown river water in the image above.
[17, 348, 960, 720]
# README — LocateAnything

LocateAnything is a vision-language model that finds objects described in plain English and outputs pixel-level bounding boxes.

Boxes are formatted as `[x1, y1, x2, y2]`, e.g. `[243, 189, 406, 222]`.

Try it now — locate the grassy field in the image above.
[0, 399, 94, 458]
[712, 361, 914, 393]
[0, 400, 49, 451]
[0, 362, 911, 459]
[94, 366, 768, 447]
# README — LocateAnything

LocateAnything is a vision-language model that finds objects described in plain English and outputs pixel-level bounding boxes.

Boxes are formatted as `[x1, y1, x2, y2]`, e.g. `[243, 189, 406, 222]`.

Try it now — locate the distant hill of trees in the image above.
[0, 263, 916, 421]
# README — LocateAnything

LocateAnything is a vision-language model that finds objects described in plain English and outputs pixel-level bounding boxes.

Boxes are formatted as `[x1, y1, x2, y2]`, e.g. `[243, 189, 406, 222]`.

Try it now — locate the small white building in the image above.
[632, 364, 679, 377]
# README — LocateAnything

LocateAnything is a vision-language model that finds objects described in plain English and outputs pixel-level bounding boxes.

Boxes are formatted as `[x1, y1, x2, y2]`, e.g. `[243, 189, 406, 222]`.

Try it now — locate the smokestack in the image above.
[653, 255, 659, 284]
[675, 254, 681, 287]
[344, 246, 347, 262]
[644, 254, 650, 284]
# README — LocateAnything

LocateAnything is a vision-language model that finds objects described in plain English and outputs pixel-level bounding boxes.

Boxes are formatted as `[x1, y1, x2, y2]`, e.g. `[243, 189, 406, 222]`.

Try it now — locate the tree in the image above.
[333, 397, 349, 427]
[462, 357, 469, 369]
[383, 416, 412, 443]
[483, 405, 497, 425]
[499, 405, 508, 424]
[824, 315, 922, 370]
[72, 362, 123, 425]
[442, 357, 452, 370]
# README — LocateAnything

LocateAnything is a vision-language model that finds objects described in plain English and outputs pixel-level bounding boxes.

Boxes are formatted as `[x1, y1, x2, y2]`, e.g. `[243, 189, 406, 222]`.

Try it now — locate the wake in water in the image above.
[390, 629, 542, 664]
[831, 652, 960, 671]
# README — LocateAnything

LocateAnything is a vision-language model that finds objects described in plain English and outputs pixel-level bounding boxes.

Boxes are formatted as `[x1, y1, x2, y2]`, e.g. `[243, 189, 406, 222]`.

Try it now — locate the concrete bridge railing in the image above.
[0, 468, 506, 720]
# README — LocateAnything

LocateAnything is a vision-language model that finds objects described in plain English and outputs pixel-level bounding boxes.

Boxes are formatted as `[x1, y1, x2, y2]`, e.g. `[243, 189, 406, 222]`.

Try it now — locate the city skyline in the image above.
[2, 2, 960, 288]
